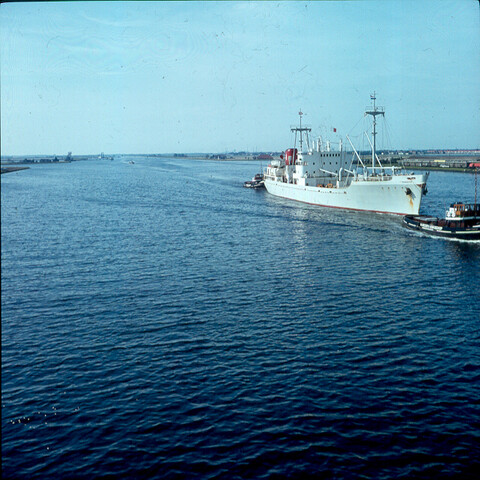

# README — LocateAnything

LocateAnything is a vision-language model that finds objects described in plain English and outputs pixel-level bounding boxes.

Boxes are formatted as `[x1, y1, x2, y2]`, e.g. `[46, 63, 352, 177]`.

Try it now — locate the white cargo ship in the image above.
[264, 94, 429, 215]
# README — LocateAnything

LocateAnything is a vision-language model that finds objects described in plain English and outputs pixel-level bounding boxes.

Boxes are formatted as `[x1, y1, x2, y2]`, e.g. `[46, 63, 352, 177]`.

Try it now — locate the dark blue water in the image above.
[2, 157, 480, 479]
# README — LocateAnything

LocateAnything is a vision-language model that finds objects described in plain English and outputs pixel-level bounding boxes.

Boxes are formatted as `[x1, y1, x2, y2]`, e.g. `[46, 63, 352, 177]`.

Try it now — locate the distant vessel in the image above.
[99, 152, 114, 160]
[264, 94, 429, 215]
[403, 203, 480, 240]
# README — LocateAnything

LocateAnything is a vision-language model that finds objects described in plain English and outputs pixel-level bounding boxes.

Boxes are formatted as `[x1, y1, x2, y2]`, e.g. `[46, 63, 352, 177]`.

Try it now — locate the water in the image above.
[2, 157, 480, 479]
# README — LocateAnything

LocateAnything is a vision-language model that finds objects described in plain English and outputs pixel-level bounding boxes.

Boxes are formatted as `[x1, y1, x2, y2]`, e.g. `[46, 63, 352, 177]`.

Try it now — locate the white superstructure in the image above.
[264, 95, 429, 215]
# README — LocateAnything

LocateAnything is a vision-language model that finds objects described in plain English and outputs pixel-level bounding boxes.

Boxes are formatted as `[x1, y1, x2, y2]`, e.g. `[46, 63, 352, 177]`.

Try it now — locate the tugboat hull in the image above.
[403, 215, 480, 240]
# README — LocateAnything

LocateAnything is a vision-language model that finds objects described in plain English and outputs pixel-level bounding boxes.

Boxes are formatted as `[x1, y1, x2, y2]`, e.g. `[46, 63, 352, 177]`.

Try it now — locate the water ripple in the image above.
[2, 159, 480, 479]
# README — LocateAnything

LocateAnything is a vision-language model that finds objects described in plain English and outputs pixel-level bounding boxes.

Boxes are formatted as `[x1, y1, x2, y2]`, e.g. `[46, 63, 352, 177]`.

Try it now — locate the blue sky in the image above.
[1, 0, 479, 155]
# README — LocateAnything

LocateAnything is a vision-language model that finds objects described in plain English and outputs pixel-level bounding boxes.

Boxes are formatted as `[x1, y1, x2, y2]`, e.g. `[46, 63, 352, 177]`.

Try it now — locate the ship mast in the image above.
[365, 92, 385, 170]
[291, 110, 311, 153]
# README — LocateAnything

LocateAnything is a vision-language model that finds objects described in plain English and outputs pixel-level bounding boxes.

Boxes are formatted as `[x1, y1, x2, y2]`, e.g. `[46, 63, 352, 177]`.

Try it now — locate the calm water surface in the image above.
[2, 158, 480, 479]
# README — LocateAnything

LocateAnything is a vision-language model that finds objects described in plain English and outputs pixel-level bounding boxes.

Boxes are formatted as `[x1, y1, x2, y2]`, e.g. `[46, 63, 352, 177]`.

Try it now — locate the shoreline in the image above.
[1, 158, 477, 174]
[1, 166, 30, 174]
[403, 166, 478, 173]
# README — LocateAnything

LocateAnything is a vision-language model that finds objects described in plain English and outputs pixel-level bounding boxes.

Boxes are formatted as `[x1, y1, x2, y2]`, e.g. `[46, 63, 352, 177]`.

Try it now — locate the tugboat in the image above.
[244, 173, 265, 189]
[403, 202, 480, 240]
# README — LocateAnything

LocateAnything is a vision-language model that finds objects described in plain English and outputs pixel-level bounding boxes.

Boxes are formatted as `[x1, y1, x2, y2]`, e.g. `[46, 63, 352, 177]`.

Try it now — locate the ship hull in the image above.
[264, 175, 427, 215]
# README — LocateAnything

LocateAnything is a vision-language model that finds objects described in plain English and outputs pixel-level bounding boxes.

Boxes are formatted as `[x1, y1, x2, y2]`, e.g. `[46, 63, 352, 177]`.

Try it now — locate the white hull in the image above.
[264, 174, 427, 215]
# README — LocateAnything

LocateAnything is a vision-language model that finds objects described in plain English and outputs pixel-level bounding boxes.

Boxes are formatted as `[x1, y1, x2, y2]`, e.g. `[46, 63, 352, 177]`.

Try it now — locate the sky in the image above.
[1, 0, 479, 155]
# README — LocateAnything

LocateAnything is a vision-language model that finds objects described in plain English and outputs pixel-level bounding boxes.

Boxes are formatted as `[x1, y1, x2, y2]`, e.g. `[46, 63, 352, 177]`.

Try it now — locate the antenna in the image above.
[365, 92, 385, 169]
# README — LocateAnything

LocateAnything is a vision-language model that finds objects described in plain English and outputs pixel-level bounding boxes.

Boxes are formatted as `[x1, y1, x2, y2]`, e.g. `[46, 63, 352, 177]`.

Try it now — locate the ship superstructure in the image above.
[264, 94, 429, 215]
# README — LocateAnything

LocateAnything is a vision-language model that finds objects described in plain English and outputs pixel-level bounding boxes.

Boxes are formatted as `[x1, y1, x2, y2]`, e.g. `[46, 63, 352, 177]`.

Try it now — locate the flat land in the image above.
[1, 166, 30, 174]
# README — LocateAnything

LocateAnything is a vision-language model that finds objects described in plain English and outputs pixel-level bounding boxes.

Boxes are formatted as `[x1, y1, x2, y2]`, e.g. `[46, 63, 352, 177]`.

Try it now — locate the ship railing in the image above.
[365, 106, 385, 113]
[363, 165, 399, 173]
[365, 175, 393, 182]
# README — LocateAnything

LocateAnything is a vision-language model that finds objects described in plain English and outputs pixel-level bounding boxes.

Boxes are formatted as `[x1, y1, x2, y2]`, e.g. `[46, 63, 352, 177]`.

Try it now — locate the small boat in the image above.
[403, 202, 480, 240]
[244, 180, 265, 189]
[244, 173, 265, 189]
